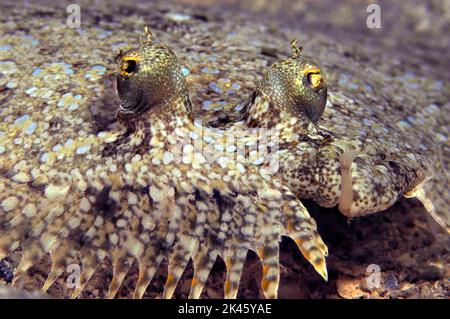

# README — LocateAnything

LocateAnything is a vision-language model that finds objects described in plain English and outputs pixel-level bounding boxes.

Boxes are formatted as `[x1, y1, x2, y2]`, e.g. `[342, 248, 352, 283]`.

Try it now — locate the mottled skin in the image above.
[0, 29, 328, 299]
[202, 41, 450, 234]
[0, 8, 448, 298]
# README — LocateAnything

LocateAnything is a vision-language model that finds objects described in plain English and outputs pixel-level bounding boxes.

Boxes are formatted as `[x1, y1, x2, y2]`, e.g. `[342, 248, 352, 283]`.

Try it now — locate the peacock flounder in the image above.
[0, 27, 328, 299]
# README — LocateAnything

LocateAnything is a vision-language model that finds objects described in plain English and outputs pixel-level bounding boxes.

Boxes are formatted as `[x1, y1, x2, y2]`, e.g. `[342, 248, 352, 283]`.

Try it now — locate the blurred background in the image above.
[5, 0, 448, 78]
[165, 0, 450, 79]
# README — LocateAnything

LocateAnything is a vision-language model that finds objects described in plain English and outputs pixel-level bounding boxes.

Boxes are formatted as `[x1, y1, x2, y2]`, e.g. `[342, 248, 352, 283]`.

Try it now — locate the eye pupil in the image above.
[122, 59, 137, 75]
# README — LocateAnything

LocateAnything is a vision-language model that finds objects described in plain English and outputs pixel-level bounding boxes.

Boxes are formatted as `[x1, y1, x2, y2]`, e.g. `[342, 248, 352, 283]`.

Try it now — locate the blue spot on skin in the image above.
[234, 102, 245, 111]
[76, 145, 91, 155]
[40, 152, 49, 162]
[406, 116, 416, 124]
[22, 35, 39, 46]
[364, 83, 373, 92]
[59, 94, 82, 109]
[404, 82, 420, 90]
[14, 114, 30, 125]
[349, 83, 359, 90]
[431, 81, 443, 90]
[425, 104, 439, 114]
[166, 13, 191, 21]
[397, 72, 416, 81]
[209, 82, 222, 93]
[98, 31, 111, 39]
[60, 63, 74, 75]
[227, 145, 236, 152]
[201, 67, 219, 74]
[0, 146, 5, 154]
[69, 104, 79, 111]
[24, 122, 37, 135]
[65, 139, 74, 147]
[181, 67, 190, 77]
[92, 65, 106, 75]
[50, 62, 73, 75]
[25, 87, 37, 95]
[32, 68, 42, 76]
[0, 45, 12, 51]
[52, 144, 63, 152]
[397, 120, 412, 128]
[203, 136, 214, 144]
[76, 29, 87, 36]
[202, 100, 212, 110]
[231, 83, 241, 90]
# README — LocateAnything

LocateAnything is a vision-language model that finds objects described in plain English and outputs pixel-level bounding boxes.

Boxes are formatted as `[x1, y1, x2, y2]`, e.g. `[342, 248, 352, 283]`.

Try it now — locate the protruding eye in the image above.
[306, 71, 323, 89]
[120, 57, 138, 77]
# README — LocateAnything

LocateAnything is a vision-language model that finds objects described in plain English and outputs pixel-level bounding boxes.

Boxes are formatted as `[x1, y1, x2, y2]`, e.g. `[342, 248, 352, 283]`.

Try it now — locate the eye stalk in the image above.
[290, 40, 325, 91]
[119, 57, 139, 77]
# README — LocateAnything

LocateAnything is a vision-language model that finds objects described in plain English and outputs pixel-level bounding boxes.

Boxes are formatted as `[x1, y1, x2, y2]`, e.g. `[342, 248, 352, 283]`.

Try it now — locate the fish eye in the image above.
[306, 71, 323, 90]
[120, 57, 138, 77]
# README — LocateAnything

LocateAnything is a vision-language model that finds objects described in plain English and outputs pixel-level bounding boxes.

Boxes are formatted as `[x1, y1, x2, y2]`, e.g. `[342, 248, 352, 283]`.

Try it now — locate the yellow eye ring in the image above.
[120, 57, 139, 77]
[306, 71, 323, 89]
